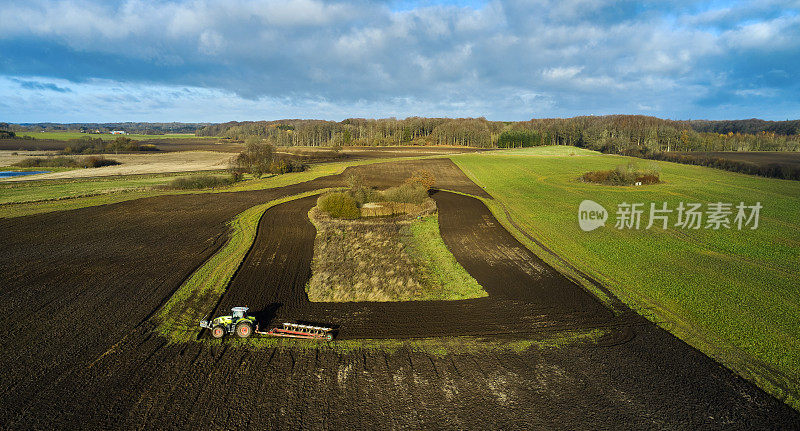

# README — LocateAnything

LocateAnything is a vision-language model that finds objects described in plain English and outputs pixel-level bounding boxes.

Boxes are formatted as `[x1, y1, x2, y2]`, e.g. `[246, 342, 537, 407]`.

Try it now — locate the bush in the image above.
[13, 156, 78, 168]
[11, 156, 121, 168]
[268, 158, 306, 174]
[167, 174, 236, 190]
[405, 169, 435, 190]
[382, 182, 429, 204]
[353, 187, 384, 206]
[81, 156, 121, 168]
[60, 136, 143, 154]
[346, 174, 383, 206]
[580, 164, 661, 186]
[317, 192, 360, 219]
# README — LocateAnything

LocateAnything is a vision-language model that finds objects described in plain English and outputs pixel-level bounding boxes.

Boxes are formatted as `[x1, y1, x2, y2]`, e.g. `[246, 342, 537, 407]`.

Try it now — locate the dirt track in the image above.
[1, 157, 798, 428]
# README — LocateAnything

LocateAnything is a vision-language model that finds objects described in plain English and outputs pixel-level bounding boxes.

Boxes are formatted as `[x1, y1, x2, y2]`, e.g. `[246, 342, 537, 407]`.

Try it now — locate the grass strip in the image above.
[404, 215, 488, 300]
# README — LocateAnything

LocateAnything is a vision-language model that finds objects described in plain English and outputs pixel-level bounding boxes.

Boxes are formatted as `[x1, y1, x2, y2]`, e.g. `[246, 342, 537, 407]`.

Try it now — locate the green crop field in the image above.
[19, 131, 213, 141]
[451, 146, 800, 406]
[0, 173, 194, 205]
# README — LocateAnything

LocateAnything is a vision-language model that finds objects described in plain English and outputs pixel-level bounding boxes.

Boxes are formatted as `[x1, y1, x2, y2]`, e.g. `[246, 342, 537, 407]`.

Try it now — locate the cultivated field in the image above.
[0, 149, 798, 428]
[670, 150, 800, 167]
[453, 145, 800, 407]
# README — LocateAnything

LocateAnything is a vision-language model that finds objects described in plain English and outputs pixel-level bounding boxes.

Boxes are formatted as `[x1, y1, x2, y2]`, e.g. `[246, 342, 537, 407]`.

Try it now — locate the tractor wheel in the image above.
[211, 325, 226, 339]
[235, 321, 253, 338]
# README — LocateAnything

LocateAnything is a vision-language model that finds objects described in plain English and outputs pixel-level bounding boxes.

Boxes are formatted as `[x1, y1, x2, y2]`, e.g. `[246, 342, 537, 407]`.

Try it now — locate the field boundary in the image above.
[446, 164, 800, 411]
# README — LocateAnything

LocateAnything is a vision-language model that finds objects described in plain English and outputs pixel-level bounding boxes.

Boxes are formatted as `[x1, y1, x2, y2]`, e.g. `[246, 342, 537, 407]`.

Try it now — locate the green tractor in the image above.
[199, 306, 256, 338]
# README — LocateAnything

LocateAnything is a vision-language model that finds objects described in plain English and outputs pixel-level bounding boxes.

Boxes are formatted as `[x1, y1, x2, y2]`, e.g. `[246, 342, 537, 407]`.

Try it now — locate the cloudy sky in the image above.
[1, 0, 799, 122]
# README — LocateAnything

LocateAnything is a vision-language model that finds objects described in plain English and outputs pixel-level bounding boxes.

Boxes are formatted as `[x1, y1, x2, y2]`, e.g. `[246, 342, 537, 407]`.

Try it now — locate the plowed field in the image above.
[1, 157, 797, 429]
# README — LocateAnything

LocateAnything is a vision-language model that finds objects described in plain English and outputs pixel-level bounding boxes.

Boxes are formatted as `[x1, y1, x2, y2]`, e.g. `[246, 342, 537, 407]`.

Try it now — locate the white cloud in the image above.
[723, 15, 800, 50]
[542, 66, 583, 80]
[734, 88, 778, 98]
[0, 0, 799, 120]
[198, 30, 225, 55]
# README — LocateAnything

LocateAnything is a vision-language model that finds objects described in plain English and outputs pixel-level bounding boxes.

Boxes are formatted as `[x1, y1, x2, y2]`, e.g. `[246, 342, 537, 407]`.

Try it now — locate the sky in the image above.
[1, 0, 799, 123]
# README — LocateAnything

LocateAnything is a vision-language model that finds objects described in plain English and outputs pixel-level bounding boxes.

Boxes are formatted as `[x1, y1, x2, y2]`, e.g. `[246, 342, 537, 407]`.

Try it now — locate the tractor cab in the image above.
[231, 306, 248, 320]
[199, 306, 256, 339]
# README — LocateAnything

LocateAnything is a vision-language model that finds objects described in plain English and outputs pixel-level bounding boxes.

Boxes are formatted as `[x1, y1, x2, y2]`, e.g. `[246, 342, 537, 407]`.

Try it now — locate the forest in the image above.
[194, 116, 800, 153]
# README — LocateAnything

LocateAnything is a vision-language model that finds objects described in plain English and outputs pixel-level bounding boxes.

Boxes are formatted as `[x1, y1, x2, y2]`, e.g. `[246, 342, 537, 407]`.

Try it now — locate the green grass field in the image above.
[0, 172, 201, 205]
[18, 131, 212, 141]
[451, 145, 800, 407]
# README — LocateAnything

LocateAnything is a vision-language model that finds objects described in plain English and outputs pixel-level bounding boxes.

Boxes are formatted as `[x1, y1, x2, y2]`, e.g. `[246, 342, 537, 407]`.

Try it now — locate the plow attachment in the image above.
[256, 322, 334, 341]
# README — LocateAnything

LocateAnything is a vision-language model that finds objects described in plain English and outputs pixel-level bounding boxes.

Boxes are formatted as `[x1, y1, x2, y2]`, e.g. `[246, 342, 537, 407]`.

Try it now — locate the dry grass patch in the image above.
[1, 150, 231, 181]
[306, 200, 486, 302]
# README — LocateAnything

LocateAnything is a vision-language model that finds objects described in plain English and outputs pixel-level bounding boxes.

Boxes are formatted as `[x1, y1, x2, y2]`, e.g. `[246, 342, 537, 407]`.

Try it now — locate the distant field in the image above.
[0, 151, 231, 181]
[452, 145, 800, 406]
[669, 151, 800, 167]
[0, 154, 445, 218]
[18, 131, 210, 141]
[0, 173, 190, 205]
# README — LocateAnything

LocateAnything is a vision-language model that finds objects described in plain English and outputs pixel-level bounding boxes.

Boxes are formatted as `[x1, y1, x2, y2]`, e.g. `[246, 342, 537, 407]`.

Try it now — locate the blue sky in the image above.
[1, 0, 799, 122]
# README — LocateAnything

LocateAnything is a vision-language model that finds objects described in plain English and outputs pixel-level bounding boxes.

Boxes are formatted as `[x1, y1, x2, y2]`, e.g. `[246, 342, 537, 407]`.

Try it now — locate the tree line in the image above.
[194, 115, 800, 152]
[1, 122, 209, 134]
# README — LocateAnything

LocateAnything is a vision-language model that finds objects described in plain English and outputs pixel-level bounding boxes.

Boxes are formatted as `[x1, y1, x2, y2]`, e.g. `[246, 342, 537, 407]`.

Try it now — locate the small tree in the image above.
[405, 170, 435, 190]
[345, 173, 365, 194]
[110, 136, 136, 154]
[232, 138, 275, 178]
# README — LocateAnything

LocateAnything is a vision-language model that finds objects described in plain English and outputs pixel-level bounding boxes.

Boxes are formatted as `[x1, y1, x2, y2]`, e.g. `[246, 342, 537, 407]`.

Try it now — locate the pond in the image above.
[0, 171, 50, 178]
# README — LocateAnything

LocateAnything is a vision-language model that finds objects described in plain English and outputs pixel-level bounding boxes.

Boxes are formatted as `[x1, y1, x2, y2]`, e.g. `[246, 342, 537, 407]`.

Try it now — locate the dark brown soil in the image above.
[0, 157, 498, 422]
[141, 138, 243, 152]
[343, 145, 490, 160]
[209, 192, 615, 340]
[341, 158, 490, 197]
[0, 157, 797, 428]
[6, 322, 796, 430]
[0, 138, 70, 151]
